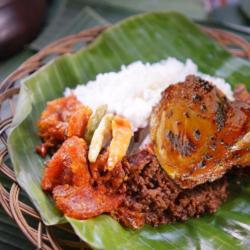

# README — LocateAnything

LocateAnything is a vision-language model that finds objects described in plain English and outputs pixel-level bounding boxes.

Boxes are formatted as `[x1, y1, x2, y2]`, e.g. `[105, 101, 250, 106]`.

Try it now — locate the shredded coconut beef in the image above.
[112, 149, 228, 228]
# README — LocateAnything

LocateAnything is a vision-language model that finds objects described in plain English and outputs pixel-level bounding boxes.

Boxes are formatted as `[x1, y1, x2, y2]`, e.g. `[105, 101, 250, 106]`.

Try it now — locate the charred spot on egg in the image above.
[150, 75, 250, 188]
[166, 130, 196, 157]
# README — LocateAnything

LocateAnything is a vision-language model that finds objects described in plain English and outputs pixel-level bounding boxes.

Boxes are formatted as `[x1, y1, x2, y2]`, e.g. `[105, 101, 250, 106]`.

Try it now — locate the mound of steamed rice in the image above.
[64, 57, 233, 131]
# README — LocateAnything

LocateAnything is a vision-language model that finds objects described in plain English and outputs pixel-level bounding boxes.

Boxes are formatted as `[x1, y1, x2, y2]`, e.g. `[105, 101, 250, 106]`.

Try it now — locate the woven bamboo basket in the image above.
[0, 24, 250, 250]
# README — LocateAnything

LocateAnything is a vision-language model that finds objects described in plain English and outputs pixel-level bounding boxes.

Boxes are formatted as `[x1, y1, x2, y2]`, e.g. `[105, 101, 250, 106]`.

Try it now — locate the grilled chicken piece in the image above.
[41, 136, 89, 191]
[150, 75, 250, 188]
[53, 184, 122, 220]
[37, 95, 92, 155]
[41, 136, 123, 219]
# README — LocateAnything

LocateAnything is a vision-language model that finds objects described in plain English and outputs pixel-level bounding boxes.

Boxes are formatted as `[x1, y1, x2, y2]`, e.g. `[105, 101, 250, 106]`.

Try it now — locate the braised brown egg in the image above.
[150, 75, 250, 188]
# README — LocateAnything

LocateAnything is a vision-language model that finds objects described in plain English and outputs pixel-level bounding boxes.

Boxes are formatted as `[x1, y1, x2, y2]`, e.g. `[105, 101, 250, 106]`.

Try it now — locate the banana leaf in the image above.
[7, 12, 250, 249]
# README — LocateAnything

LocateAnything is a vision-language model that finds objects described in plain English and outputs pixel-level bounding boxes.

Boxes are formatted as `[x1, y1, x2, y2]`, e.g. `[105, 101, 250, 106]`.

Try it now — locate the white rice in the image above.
[65, 57, 233, 131]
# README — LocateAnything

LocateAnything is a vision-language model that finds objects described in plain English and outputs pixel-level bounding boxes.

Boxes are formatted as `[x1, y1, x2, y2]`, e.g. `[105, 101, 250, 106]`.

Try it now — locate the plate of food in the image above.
[7, 12, 250, 250]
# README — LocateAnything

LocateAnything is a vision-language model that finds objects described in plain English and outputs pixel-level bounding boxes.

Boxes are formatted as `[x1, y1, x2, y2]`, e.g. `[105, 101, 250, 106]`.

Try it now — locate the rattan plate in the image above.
[0, 24, 250, 250]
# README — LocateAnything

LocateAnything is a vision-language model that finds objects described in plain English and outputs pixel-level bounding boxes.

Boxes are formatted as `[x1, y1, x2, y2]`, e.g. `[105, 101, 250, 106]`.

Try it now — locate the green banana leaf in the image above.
[7, 12, 250, 249]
